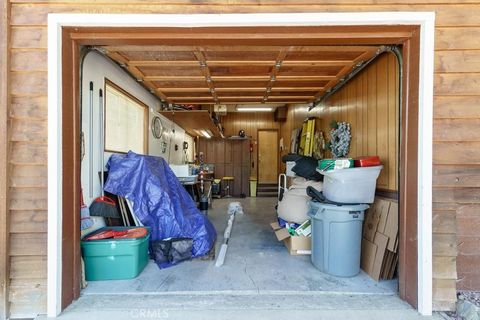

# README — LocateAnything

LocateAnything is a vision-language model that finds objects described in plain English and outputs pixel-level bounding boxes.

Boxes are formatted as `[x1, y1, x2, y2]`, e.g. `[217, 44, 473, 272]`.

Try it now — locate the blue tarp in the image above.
[104, 152, 216, 267]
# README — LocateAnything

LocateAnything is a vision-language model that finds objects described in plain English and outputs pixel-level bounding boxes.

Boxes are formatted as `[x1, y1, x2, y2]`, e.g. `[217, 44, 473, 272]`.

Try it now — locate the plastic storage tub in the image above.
[308, 201, 368, 277]
[81, 227, 150, 281]
[318, 165, 383, 204]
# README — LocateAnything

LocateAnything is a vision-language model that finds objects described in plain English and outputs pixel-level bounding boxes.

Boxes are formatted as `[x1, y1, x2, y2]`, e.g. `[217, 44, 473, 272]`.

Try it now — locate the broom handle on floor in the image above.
[99, 89, 105, 198]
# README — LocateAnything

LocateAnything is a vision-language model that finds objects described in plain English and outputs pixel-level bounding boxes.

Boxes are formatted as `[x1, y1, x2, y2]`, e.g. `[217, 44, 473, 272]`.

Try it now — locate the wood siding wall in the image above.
[2, 1, 480, 317]
[221, 112, 280, 178]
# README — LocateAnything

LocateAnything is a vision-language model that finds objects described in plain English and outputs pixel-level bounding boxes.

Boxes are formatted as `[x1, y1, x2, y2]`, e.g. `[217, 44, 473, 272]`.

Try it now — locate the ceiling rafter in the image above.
[104, 45, 380, 53]
[104, 50, 170, 102]
[264, 50, 287, 103]
[100, 41, 382, 106]
[170, 95, 314, 100]
[193, 50, 218, 104]
[128, 59, 353, 67]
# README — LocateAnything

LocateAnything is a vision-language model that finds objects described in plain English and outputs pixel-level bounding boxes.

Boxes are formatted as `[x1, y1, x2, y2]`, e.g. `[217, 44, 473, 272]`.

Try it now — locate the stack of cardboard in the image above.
[361, 197, 399, 281]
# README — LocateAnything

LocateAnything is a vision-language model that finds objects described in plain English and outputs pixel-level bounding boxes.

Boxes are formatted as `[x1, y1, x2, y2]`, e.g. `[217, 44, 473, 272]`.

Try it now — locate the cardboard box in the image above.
[270, 222, 311, 255]
[361, 197, 399, 281]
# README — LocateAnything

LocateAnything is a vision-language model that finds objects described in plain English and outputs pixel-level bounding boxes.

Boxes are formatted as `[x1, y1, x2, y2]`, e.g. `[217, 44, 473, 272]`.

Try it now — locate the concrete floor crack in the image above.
[244, 258, 260, 293]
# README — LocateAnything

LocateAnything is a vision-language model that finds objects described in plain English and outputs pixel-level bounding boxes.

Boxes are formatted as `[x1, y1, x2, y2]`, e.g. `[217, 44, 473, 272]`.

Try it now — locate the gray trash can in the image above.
[308, 201, 369, 277]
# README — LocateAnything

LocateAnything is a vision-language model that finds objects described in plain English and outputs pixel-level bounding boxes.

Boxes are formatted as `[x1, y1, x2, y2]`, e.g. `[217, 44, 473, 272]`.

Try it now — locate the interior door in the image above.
[258, 130, 278, 184]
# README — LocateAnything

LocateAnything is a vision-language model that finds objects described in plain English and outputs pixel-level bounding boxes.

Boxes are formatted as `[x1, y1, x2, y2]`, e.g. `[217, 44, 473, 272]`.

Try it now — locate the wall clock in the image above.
[151, 116, 164, 139]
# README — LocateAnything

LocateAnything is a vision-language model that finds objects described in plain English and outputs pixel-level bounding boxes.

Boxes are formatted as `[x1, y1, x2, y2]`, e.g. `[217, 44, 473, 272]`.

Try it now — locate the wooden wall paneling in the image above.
[242, 139, 250, 167]
[376, 54, 389, 189]
[215, 163, 225, 180]
[206, 138, 215, 163]
[389, 53, 399, 190]
[347, 81, 356, 158]
[197, 137, 206, 158]
[0, 0, 10, 318]
[355, 70, 364, 156]
[215, 139, 225, 164]
[224, 163, 234, 179]
[224, 138, 232, 164]
[367, 60, 377, 158]
[313, 53, 398, 191]
[233, 165, 242, 196]
[241, 165, 249, 195]
[362, 72, 369, 156]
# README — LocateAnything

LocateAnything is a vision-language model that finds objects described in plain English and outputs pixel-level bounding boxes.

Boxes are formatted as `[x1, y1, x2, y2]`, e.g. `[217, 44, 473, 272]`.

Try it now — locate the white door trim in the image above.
[47, 12, 435, 317]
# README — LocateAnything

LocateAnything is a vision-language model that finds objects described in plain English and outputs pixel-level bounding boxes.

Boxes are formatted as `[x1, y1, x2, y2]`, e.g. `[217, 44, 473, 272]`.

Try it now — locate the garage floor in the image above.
[48, 197, 444, 319]
[83, 197, 397, 295]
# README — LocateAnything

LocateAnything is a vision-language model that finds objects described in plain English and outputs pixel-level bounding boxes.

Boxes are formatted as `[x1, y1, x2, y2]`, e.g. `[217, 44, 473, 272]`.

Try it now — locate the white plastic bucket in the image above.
[319, 165, 383, 204]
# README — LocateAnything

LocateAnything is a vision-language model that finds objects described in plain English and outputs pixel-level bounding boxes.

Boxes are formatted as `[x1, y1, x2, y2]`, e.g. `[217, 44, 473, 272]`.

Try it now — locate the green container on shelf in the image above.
[81, 227, 150, 281]
[318, 158, 354, 171]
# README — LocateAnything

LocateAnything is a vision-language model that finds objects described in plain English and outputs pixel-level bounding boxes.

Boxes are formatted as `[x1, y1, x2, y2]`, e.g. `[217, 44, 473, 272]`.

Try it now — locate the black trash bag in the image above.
[281, 153, 303, 163]
[151, 237, 193, 268]
[292, 156, 323, 181]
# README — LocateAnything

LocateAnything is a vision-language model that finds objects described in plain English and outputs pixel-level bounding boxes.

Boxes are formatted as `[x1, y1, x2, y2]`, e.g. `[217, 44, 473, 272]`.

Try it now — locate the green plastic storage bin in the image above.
[81, 227, 150, 281]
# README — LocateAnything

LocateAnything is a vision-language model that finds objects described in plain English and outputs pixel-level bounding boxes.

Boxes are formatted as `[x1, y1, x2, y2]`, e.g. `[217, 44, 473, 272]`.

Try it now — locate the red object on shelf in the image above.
[354, 156, 381, 167]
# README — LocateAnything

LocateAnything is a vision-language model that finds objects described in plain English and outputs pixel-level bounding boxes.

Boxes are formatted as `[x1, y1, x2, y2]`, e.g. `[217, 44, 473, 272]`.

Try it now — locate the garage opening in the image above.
[51, 15, 432, 316]
[80, 44, 400, 293]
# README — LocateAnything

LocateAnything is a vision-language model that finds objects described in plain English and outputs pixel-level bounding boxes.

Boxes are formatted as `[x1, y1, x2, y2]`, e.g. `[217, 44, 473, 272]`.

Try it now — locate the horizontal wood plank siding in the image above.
[4, 1, 480, 317]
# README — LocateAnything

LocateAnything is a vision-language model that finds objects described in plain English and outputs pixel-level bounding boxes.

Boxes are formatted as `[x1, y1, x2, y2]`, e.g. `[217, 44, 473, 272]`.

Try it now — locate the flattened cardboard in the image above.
[384, 201, 399, 252]
[376, 199, 391, 234]
[363, 203, 381, 242]
[371, 232, 389, 281]
[361, 238, 377, 275]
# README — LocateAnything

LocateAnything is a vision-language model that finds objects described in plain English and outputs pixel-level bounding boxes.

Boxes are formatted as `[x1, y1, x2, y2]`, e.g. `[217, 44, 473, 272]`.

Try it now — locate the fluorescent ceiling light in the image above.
[236, 107, 273, 112]
[200, 129, 212, 139]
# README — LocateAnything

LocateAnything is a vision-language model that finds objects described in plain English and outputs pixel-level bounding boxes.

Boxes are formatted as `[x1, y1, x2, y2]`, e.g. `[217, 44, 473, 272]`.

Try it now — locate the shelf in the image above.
[159, 110, 223, 138]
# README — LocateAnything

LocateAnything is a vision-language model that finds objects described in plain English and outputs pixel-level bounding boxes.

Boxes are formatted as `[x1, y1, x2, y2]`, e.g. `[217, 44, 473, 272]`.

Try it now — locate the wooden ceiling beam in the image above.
[128, 60, 352, 67]
[264, 50, 287, 102]
[161, 87, 212, 92]
[177, 102, 296, 105]
[104, 50, 170, 102]
[73, 31, 412, 41]
[103, 45, 380, 53]
[129, 60, 198, 67]
[162, 87, 325, 92]
[271, 87, 325, 91]
[144, 75, 337, 81]
[193, 50, 218, 103]
[170, 97, 215, 100]
[282, 60, 353, 66]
